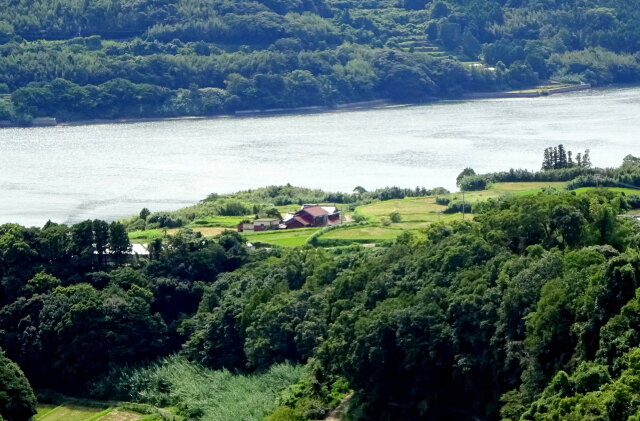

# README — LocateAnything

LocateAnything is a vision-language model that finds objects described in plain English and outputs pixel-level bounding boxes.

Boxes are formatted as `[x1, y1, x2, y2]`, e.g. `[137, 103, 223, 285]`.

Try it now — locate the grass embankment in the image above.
[98, 356, 303, 421]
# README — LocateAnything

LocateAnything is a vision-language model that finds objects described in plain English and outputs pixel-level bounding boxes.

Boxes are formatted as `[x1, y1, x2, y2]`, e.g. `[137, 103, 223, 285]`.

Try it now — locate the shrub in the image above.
[567, 175, 619, 190]
[147, 212, 185, 228]
[264, 406, 303, 421]
[460, 175, 490, 191]
[91, 356, 303, 421]
[443, 201, 472, 214]
[353, 212, 367, 223]
[215, 199, 250, 216]
[389, 212, 402, 223]
[435, 197, 450, 206]
[626, 195, 640, 209]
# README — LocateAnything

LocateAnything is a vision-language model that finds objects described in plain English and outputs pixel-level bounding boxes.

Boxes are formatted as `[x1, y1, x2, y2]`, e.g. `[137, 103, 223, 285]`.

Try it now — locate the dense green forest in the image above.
[0, 0, 640, 123]
[4, 156, 640, 420]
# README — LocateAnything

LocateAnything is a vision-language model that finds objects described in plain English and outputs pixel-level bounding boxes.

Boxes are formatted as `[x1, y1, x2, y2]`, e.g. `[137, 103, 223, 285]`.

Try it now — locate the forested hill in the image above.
[5, 173, 640, 420]
[1, 0, 640, 123]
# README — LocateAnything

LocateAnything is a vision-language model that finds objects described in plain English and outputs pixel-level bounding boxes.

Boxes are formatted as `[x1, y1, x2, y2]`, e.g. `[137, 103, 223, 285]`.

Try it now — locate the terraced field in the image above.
[243, 227, 319, 246]
[573, 186, 640, 195]
[35, 405, 142, 421]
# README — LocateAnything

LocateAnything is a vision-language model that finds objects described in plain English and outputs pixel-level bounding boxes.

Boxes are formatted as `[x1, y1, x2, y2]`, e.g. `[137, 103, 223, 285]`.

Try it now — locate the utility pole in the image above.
[462, 190, 465, 220]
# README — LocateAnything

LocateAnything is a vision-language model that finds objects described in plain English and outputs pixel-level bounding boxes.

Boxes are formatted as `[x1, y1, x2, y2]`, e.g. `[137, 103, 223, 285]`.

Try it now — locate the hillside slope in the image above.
[0, 0, 639, 123]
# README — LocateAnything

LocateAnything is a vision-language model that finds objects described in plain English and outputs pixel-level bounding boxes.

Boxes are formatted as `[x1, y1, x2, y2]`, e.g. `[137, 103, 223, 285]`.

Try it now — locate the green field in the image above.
[444, 182, 568, 203]
[189, 215, 247, 227]
[356, 197, 447, 222]
[355, 182, 567, 226]
[129, 227, 233, 242]
[128, 229, 166, 242]
[321, 226, 405, 242]
[35, 403, 158, 421]
[573, 187, 640, 195]
[35, 405, 58, 419]
[242, 227, 319, 246]
[36, 405, 109, 421]
[274, 204, 302, 215]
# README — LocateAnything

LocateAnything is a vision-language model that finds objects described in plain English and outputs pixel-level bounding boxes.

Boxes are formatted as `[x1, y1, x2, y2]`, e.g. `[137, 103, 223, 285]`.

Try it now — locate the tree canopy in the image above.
[0, 0, 639, 124]
[0, 349, 36, 421]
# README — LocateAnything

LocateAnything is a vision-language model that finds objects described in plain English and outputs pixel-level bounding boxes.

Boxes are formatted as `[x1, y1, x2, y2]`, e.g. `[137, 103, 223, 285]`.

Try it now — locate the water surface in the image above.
[1, 87, 639, 227]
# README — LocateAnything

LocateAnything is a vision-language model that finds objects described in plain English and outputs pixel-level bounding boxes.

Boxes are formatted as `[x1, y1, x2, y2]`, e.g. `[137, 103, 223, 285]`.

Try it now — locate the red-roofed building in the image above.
[282, 205, 341, 229]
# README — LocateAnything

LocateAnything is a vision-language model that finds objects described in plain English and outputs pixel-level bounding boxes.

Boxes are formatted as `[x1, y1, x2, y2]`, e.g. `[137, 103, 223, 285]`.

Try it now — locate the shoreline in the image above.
[460, 83, 592, 100]
[0, 83, 598, 129]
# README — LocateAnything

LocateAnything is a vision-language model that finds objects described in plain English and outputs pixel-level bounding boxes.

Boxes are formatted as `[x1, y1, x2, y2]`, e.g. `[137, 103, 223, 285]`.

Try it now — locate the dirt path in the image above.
[96, 410, 142, 421]
[323, 393, 353, 421]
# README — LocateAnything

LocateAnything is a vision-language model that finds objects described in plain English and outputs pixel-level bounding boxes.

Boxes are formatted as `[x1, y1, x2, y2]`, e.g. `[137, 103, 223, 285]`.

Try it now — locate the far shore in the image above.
[0, 82, 601, 129]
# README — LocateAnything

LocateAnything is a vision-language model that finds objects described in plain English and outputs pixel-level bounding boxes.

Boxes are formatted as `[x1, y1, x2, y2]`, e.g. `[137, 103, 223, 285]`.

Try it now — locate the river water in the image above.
[1, 86, 639, 227]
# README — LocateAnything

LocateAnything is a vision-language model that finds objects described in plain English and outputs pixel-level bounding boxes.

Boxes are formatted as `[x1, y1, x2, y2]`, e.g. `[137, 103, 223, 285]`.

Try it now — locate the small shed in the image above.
[237, 218, 280, 232]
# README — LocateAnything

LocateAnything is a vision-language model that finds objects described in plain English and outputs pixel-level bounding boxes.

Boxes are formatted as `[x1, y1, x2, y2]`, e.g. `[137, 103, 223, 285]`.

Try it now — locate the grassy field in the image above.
[356, 197, 447, 222]
[321, 226, 404, 242]
[35, 405, 105, 421]
[444, 182, 568, 203]
[129, 227, 232, 242]
[573, 187, 640, 195]
[242, 227, 319, 246]
[128, 229, 166, 242]
[353, 182, 564, 226]
[35, 403, 161, 421]
[35, 405, 58, 419]
[274, 204, 302, 215]
[189, 215, 246, 227]
[33, 405, 134, 421]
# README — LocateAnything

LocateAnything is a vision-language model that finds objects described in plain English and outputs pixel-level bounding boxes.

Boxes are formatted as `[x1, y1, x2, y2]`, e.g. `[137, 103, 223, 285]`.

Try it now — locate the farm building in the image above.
[237, 218, 280, 232]
[281, 205, 341, 229]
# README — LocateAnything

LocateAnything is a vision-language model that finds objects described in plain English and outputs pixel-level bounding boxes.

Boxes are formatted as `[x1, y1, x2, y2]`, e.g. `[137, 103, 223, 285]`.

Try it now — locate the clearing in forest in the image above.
[35, 405, 105, 421]
[35, 405, 143, 421]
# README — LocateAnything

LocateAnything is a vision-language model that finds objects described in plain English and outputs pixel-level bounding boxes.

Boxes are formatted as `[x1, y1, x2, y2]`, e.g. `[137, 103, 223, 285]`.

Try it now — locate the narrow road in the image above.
[324, 393, 353, 421]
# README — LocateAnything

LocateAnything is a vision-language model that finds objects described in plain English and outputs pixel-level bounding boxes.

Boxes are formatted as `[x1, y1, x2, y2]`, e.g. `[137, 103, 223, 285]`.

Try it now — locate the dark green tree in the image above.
[0, 348, 36, 421]
[109, 222, 131, 257]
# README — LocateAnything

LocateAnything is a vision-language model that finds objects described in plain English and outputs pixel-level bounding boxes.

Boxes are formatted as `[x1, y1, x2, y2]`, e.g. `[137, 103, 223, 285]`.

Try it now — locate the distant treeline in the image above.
[458, 150, 640, 192]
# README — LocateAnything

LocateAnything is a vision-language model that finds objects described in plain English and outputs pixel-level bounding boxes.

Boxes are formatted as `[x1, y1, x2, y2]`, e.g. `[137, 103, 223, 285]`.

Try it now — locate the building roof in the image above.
[300, 205, 328, 217]
[293, 215, 311, 226]
[254, 218, 279, 223]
